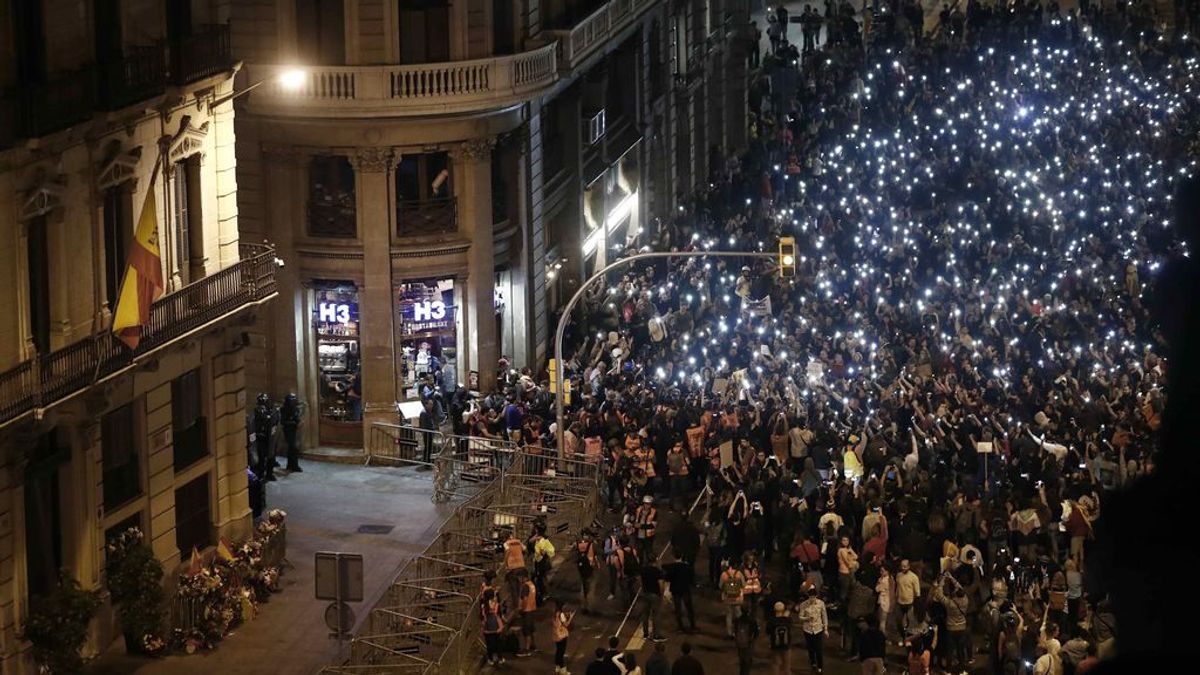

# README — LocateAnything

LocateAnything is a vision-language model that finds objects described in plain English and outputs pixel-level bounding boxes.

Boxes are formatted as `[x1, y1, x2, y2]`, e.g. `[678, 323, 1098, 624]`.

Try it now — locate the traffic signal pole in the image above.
[553, 250, 779, 454]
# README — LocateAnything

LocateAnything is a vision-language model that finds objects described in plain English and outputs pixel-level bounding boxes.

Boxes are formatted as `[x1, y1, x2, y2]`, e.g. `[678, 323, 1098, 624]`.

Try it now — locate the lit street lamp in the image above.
[210, 67, 306, 107]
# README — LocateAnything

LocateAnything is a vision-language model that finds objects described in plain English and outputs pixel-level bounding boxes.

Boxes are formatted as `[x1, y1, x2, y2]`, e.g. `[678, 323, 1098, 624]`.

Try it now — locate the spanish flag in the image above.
[186, 546, 203, 577]
[112, 181, 164, 350]
[217, 537, 236, 562]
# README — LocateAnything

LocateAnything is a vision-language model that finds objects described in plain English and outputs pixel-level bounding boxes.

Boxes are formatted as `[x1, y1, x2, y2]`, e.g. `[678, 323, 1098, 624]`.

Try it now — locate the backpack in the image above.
[769, 621, 792, 650]
[721, 570, 745, 600]
[990, 516, 1009, 541]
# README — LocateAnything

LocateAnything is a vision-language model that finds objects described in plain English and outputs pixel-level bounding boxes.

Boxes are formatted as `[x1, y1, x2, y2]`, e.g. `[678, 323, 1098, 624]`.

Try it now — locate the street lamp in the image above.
[553, 250, 778, 454]
[210, 66, 306, 107]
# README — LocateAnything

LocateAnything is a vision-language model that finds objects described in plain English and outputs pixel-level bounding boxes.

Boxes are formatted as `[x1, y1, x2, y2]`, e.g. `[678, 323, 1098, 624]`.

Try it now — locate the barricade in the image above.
[332, 440, 603, 674]
[367, 422, 522, 503]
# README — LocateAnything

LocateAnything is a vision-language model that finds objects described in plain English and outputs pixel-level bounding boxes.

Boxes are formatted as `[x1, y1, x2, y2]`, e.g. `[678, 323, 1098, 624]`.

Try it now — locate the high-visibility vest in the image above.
[520, 581, 537, 612]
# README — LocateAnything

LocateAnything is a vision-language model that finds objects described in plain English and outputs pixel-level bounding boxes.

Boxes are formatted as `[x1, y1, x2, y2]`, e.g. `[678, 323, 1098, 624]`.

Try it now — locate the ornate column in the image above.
[451, 138, 499, 390]
[509, 125, 533, 368]
[351, 148, 398, 433]
[261, 145, 307, 403]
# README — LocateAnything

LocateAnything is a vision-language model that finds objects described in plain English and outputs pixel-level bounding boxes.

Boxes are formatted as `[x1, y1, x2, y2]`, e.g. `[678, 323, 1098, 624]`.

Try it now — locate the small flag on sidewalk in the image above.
[187, 546, 203, 577]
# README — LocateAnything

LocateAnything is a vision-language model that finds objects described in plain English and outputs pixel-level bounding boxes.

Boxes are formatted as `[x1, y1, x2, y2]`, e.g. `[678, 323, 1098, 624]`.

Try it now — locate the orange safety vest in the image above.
[520, 581, 537, 612]
[504, 539, 525, 570]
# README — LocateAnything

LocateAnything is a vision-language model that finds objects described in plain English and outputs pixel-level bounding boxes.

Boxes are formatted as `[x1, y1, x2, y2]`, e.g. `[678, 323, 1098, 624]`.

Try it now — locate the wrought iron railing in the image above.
[99, 45, 167, 110]
[170, 23, 233, 85]
[308, 199, 358, 238]
[397, 197, 458, 237]
[13, 68, 97, 139]
[0, 243, 278, 428]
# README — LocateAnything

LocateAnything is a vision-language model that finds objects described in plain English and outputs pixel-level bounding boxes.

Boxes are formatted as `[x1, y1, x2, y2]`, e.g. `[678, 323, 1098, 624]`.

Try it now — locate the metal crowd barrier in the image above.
[326, 436, 604, 674]
[366, 423, 524, 503]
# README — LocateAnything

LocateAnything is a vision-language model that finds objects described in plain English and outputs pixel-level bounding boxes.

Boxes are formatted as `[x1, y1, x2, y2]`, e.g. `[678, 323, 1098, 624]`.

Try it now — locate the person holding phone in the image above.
[552, 599, 575, 674]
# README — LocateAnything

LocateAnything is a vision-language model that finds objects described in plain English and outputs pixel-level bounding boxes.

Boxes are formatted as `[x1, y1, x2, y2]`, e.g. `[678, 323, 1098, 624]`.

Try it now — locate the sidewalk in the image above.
[89, 462, 453, 675]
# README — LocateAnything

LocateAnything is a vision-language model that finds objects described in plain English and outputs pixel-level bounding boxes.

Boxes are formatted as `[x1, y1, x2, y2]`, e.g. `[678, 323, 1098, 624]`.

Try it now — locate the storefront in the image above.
[582, 143, 641, 273]
[396, 279, 458, 400]
[313, 283, 362, 446]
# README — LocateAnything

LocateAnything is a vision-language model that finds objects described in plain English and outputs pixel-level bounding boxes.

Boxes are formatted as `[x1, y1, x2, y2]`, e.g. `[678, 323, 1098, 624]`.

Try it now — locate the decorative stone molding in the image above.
[297, 248, 365, 261]
[97, 147, 143, 191]
[450, 137, 496, 163]
[20, 178, 67, 221]
[350, 147, 395, 172]
[167, 117, 210, 165]
[261, 143, 309, 166]
[499, 124, 530, 150]
[390, 242, 471, 258]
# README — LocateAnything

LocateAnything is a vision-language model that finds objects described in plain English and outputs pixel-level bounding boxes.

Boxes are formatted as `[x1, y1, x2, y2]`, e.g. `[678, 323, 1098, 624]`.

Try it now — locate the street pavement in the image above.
[498, 497, 990, 675]
[89, 461, 453, 675]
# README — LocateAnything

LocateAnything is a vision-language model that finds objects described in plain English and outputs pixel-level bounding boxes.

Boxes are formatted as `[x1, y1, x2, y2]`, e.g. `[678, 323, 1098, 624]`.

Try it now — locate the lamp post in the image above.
[209, 67, 307, 108]
[553, 250, 778, 454]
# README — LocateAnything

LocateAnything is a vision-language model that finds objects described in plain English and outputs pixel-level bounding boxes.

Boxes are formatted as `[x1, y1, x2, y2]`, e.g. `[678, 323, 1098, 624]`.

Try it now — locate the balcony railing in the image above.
[397, 197, 458, 237]
[99, 45, 167, 110]
[170, 23, 233, 85]
[0, 243, 278, 428]
[245, 44, 557, 118]
[544, 0, 655, 70]
[308, 198, 358, 238]
[5, 68, 97, 139]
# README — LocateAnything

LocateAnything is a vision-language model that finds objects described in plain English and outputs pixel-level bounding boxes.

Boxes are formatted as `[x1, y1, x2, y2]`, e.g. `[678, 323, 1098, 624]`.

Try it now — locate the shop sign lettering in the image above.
[319, 302, 353, 324]
[413, 301, 447, 322]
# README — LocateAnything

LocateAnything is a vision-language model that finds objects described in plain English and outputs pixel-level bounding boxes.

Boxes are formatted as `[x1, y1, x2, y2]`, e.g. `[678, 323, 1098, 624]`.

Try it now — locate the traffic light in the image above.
[778, 236, 797, 278]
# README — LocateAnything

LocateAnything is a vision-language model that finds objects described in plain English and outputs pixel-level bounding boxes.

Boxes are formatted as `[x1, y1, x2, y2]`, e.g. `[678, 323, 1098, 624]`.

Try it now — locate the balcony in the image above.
[308, 199, 358, 238]
[99, 45, 167, 110]
[0, 244, 279, 428]
[544, 0, 656, 71]
[1, 68, 97, 141]
[397, 197, 457, 237]
[244, 44, 557, 118]
[169, 23, 233, 85]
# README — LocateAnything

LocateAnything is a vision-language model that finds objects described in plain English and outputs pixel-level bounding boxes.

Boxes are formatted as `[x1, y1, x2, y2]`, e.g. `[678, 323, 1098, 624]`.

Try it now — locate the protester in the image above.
[484, 1, 1200, 671]
[671, 642, 705, 675]
[553, 599, 575, 674]
[767, 600, 794, 675]
[799, 586, 830, 673]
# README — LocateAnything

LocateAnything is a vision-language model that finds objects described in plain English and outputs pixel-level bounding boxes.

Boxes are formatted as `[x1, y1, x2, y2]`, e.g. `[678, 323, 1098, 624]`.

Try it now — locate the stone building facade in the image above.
[231, 0, 751, 447]
[0, 1, 271, 670]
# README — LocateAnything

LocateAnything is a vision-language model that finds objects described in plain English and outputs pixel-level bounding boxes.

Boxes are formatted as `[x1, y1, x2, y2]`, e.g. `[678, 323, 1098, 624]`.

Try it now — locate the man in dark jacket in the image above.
[587, 647, 618, 675]
[671, 642, 705, 675]
[670, 518, 701, 566]
[665, 550, 697, 632]
[845, 569, 878, 658]
[858, 614, 887, 673]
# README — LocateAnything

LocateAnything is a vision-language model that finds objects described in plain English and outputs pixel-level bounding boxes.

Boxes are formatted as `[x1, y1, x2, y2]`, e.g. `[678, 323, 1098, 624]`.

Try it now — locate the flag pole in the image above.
[94, 154, 166, 380]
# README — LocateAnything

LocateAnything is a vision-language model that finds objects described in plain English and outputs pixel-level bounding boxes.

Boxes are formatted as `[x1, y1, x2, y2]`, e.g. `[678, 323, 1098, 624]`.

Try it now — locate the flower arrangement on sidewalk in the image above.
[21, 570, 102, 674]
[166, 509, 289, 654]
[104, 527, 167, 656]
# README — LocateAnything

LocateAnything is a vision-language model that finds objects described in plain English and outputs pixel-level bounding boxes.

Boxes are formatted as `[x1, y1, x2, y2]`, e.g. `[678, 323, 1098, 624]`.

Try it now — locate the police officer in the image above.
[280, 393, 303, 473]
[253, 393, 279, 481]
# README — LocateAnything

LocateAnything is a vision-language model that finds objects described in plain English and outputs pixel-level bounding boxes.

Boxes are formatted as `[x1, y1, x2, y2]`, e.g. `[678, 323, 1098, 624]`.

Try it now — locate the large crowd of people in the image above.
[464, 1, 1200, 673]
